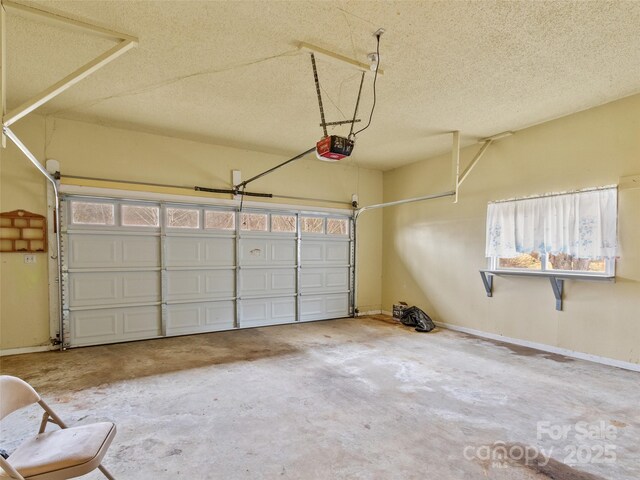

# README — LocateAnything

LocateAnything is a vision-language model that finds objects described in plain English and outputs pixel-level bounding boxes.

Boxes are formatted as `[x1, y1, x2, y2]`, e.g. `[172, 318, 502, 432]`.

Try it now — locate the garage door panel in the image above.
[204, 239, 235, 264]
[240, 268, 296, 296]
[166, 238, 200, 265]
[326, 243, 350, 263]
[72, 310, 118, 339]
[300, 243, 322, 263]
[239, 239, 267, 264]
[166, 301, 235, 335]
[240, 301, 266, 323]
[300, 293, 349, 322]
[204, 302, 235, 326]
[300, 267, 349, 293]
[122, 237, 161, 264]
[326, 270, 349, 288]
[166, 269, 234, 302]
[124, 308, 162, 334]
[239, 239, 296, 266]
[70, 276, 117, 306]
[166, 271, 201, 299]
[69, 235, 159, 268]
[165, 237, 234, 267]
[122, 274, 161, 300]
[300, 270, 322, 289]
[69, 271, 160, 307]
[325, 294, 349, 315]
[301, 241, 350, 265]
[167, 304, 200, 329]
[271, 242, 296, 263]
[70, 306, 161, 346]
[70, 236, 117, 266]
[203, 270, 235, 297]
[239, 297, 296, 327]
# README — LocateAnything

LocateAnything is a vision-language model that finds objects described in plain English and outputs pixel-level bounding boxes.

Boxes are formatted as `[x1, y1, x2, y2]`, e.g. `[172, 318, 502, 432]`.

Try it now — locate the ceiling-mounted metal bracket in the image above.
[0, 0, 138, 144]
[451, 131, 460, 203]
[451, 130, 514, 203]
[299, 42, 385, 76]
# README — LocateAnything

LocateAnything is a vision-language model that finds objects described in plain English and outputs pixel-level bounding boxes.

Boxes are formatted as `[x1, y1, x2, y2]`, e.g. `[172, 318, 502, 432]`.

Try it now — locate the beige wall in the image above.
[0, 116, 51, 350]
[1, 116, 383, 350]
[382, 93, 640, 365]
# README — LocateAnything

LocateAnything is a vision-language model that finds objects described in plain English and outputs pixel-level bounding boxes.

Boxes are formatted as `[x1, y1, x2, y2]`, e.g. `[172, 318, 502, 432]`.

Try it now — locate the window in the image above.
[121, 205, 159, 227]
[498, 253, 542, 270]
[301, 216, 324, 234]
[547, 254, 606, 273]
[271, 214, 296, 232]
[327, 218, 348, 235]
[205, 210, 235, 230]
[71, 201, 115, 225]
[240, 213, 267, 231]
[167, 207, 199, 228]
[486, 187, 617, 275]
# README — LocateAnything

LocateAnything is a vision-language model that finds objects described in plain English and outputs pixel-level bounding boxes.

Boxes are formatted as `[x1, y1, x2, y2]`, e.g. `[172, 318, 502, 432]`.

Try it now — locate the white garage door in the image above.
[61, 196, 353, 347]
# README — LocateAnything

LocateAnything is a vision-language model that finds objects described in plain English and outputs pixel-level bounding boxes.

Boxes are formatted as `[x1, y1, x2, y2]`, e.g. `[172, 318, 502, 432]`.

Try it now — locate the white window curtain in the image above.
[486, 187, 617, 259]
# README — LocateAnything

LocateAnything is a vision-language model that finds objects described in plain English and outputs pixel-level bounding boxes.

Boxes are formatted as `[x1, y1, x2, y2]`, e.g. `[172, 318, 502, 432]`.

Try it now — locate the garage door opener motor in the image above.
[311, 29, 383, 161]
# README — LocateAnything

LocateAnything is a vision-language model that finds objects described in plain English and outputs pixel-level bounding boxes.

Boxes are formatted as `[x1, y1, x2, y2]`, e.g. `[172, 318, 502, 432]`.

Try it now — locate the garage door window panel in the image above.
[167, 207, 200, 229]
[240, 213, 268, 231]
[70, 201, 115, 226]
[271, 214, 297, 233]
[121, 204, 160, 227]
[205, 210, 235, 231]
[301, 216, 324, 234]
[327, 218, 348, 235]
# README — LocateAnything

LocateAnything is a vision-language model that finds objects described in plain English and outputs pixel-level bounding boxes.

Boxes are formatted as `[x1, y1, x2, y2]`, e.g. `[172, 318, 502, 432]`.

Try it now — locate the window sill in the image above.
[481, 269, 615, 281]
[479, 269, 615, 311]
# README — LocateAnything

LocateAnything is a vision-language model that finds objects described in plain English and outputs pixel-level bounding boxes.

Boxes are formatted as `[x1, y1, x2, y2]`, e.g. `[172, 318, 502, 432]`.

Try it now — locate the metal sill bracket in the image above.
[480, 270, 493, 298]
[479, 269, 615, 312]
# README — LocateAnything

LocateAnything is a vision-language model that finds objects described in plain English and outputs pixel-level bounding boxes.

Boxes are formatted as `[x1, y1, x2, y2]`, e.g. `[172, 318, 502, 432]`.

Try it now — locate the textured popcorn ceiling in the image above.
[4, 0, 640, 170]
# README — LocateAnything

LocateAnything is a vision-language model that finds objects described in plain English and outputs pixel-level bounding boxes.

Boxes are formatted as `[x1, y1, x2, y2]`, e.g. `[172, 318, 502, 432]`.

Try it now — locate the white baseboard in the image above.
[0, 345, 56, 357]
[435, 321, 640, 373]
[381, 310, 393, 316]
[357, 310, 382, 316]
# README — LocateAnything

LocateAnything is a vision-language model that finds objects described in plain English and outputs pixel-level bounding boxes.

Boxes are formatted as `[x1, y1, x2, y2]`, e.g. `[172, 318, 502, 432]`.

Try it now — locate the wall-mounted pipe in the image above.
[351, 189, 456, 316]
[452, 131, 460, 203]
[355, 190, 456, 220]
[3, 126, 64, 350]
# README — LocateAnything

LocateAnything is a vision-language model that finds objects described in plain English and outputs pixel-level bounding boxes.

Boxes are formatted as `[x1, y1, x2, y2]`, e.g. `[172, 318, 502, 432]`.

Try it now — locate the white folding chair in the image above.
[0, 375, 116, 479]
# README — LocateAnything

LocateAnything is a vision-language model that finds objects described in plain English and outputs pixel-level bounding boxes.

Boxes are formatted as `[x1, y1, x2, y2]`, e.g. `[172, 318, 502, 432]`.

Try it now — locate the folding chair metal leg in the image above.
[99, 464, 116, 480]
[0, 457, 26, 480]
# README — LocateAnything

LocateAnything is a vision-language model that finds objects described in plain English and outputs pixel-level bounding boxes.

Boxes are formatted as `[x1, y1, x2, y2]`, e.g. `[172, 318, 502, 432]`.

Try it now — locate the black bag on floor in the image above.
[400, 306, 436, 333]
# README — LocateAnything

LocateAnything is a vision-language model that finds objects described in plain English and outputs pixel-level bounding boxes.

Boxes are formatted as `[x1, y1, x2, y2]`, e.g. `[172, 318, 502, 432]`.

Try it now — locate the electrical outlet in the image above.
[24, 254, 36, 264]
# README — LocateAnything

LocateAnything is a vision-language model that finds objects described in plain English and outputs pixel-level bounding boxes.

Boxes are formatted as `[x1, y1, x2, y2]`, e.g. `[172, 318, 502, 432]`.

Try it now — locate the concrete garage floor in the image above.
[1, 315, 638, 480]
